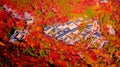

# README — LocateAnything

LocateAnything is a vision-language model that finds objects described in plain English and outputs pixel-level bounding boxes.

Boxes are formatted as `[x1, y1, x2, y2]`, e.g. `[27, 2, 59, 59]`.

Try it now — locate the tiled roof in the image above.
[9, 30, 27, 43]
[2, 4, 34, 24]
[44, 19, 108, 47]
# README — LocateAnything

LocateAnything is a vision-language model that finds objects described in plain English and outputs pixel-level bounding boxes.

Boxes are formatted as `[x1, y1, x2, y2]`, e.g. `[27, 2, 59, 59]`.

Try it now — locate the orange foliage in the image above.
[16, 20, 25, 30]
[0, 0, 120, 66]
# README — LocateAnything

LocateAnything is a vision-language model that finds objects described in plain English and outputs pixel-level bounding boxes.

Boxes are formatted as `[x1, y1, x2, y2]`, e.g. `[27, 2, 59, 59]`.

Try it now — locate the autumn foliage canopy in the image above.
[0, 0, 120, 67]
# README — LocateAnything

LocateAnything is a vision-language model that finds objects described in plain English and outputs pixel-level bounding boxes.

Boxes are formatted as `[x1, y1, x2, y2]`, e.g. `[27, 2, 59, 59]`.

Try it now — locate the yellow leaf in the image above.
[0, 42, 6, 46]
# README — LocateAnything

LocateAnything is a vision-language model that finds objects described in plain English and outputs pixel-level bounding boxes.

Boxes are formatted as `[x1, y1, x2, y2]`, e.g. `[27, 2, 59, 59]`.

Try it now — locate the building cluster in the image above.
[9, 30, 27, 43]
[2, 4, 34, 24]
[1, 4, 34, 43]
[44, 19, 108, 48]
[2, 5, 110, 47]
[99, 0, 109, 3]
